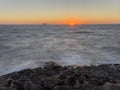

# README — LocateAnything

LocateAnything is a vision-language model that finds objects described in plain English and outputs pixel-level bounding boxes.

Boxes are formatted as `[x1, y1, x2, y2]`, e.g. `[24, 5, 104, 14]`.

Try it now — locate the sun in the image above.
[64, 17, 80, 26]
[70, 22, 75, 26]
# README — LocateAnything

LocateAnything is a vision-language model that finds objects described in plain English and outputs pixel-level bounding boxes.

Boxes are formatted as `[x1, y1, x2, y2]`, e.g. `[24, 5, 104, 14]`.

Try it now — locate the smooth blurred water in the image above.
[0, 24, 120, 75]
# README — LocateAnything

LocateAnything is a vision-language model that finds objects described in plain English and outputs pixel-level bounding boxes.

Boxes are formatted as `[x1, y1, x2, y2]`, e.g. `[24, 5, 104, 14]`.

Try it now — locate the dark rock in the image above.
[53, 86, 68, 90]
[0, 62, 120, 90]
[43, 61, 62, 69]
[58, 73, 67, 79]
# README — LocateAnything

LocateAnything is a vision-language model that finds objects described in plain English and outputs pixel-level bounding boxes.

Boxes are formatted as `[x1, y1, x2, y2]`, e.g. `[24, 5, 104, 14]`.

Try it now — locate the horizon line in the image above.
[0, 24, 120, 26]
[0, 23, 120, 25]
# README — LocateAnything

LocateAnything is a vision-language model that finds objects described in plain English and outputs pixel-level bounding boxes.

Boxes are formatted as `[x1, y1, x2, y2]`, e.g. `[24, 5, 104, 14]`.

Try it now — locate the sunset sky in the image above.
[0, 0, 120, 24]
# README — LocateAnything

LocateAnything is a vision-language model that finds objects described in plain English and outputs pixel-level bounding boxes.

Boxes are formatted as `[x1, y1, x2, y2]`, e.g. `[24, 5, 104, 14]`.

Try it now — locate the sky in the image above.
[0, 0, 120, 24]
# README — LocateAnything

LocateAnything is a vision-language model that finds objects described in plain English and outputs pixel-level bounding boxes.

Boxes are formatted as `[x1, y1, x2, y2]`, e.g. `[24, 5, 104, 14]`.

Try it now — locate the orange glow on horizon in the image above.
[63, 17, 81, 25]
[69, 22, 75, 26]
[0, 17, 120, 24]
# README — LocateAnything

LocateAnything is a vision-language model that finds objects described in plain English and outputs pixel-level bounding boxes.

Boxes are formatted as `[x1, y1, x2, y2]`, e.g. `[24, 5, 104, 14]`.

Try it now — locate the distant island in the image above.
[42, 23, 47, 25]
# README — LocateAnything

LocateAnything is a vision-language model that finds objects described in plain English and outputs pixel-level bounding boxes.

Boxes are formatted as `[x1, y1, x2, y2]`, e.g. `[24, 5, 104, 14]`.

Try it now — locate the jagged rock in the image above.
[43, 61, 62, 69]
[0, 62, 120, 90]
[103, 83, 120, 90]
[53, 86, 68, 90]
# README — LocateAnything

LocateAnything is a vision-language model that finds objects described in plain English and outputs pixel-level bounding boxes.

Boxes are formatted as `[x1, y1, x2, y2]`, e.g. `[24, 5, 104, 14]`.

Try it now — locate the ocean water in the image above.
[0, 24, 120, 75]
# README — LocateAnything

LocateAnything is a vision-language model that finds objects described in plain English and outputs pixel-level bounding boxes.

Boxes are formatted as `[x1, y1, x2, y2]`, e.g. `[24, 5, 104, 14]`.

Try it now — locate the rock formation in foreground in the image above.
[0, 62, 120, 90]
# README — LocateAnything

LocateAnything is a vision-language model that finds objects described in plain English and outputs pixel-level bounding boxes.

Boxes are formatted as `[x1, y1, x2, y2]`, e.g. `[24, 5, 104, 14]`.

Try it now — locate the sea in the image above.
[0, 24, 120, 75]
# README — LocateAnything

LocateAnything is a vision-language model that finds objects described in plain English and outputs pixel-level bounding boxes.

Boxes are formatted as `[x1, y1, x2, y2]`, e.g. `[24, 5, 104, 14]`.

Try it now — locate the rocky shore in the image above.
[0, 62, 120, 90]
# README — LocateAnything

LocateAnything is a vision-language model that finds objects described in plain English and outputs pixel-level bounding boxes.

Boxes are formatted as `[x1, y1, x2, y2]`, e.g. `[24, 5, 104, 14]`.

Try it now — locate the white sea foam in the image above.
[0, 25, 120, 75]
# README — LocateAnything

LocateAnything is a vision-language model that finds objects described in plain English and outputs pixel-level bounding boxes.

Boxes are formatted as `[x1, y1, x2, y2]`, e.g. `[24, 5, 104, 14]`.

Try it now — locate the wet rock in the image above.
[43, 61, 62, 69]
[0, 62, 120, 90]
[103, 83, 120, 90]
[65, 73, 79, 86]
[58, 73, 67, 80]
[53, 86, 68, 90]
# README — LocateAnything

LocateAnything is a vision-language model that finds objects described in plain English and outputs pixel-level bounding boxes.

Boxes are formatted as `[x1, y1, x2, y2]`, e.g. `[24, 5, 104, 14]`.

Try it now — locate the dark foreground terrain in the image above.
[0, 62, 120, 90]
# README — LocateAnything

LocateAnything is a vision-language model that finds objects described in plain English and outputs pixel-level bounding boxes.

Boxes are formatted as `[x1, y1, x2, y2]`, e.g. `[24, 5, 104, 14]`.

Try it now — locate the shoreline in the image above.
[0, 62, 120, 90]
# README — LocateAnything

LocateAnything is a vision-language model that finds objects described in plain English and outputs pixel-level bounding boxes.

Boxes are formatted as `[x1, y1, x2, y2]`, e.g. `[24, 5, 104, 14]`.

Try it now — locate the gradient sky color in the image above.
[0, 0, 120, 24]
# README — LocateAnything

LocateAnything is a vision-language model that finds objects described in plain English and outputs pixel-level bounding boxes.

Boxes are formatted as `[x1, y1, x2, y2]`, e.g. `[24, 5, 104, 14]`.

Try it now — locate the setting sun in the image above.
[65, 18, 80, 26]
[70, 22, 74, 26]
